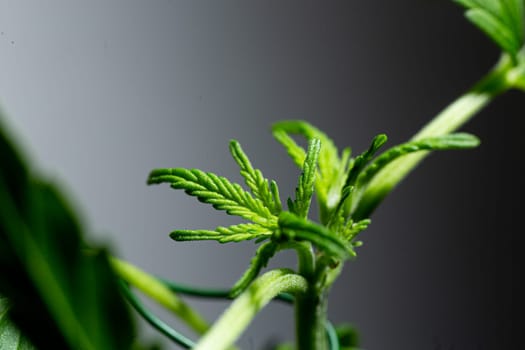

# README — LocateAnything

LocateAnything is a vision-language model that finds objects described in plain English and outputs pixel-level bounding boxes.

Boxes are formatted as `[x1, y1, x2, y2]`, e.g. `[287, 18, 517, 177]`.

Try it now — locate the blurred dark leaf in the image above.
[0, 119, 137, 349]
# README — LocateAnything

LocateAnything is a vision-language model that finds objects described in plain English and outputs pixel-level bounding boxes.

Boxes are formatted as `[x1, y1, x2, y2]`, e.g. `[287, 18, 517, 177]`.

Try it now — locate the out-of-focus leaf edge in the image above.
[0, 118, 138, 349]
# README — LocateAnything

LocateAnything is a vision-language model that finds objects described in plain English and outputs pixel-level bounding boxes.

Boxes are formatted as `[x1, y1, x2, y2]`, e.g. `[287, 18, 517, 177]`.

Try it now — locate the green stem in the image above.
[194, 269, 308, 350]
[282, 241, 316, 280]
[289, 236, 329, 350]
[353, 54, 514, 220]
[118, 280, 196, 349]
[110, 257, 210, 335]
[295, 251, 345, 350]
[295, 288, 329, 350]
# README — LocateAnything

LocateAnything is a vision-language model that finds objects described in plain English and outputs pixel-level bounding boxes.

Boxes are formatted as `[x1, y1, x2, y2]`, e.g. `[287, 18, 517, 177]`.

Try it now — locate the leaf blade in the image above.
[291, 138, 321, 218]
[271, 128, 307, 168]
[272, 120, 349, 223]
[454, 0, 525, 58]
[0, 120, 136, 350]
[171, 223, 273, 243]
[229, 241, 279, 297]
[466, 8, 520, 54]
[148, 168, 276, 227]
[229, 140, 282, 214]
[344, 134, 388, 189]
[357, 133, 480, 188]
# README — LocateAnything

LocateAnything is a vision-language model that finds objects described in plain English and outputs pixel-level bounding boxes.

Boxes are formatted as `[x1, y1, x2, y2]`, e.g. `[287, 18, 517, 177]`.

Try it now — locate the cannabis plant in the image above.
[1, 1, 522, 349]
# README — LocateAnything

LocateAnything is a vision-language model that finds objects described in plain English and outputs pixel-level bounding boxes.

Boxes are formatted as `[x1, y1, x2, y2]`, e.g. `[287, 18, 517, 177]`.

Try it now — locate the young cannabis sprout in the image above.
[0, 1, 523, 350]
[147, 121, 480, 350]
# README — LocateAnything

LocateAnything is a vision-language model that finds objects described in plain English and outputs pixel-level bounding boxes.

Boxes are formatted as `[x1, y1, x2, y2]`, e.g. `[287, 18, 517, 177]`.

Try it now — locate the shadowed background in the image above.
[0, 1, 516, 349]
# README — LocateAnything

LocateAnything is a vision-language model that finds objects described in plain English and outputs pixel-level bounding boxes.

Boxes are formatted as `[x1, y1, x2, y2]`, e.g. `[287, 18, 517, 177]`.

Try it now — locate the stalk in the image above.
[194, 269, 308, 350]
[295, 288, 329, 350]
[353, 54, 515, 220]
[294, 250, 337, 350]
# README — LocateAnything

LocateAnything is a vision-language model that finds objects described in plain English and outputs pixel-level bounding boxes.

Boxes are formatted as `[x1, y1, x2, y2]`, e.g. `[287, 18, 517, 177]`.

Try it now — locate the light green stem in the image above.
[353, 54, 514, 220]
[194, 269, 308, 350]
[110, 257, 210, 335]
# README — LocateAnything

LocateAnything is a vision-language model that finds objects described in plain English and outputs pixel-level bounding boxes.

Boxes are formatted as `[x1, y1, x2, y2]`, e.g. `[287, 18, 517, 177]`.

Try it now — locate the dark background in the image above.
[0, 1, 517, 349]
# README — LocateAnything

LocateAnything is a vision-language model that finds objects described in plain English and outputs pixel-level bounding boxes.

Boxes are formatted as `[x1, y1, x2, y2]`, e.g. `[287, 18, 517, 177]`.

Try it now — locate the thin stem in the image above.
[118, 280, 196, 349]
[160, 279, 231, 299]
[292, 239, 329, 350]
[110, 257, 210, 335]
[161, 277, 296, 303]
[325, 320, 340, 350]
[194, 269, 308, 350]
[353, 54, 514, 220]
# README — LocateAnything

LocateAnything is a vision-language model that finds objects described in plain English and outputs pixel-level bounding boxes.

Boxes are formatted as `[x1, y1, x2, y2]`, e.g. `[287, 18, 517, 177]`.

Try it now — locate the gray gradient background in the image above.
[0, 1, 517, 349]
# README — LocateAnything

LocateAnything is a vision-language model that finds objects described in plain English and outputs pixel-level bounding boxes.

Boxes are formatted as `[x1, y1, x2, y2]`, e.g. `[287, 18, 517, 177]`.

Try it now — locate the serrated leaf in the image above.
[0, 298, 36, 350]
[356, 133, 480, 188]
[272, 121, 341, 193]
[337, 134, 387, 219]
[229, 241, 279, 297]
[349, 133, 480, 220]
[343, 219, 372, 242]
[0, 120, 136, 350]
[291, 138, 321, 218]
[468, 9, 519, 52]
[272, 120, 351, 223]
[454, 0, 524, 58]
[148, 168, 276, 227]
[277, 212, 354, 260]
[271, 128, 307, 168]
[171, 223, 273, 243]
[229, 140, 282, 214]
[344, 134, 388, 189]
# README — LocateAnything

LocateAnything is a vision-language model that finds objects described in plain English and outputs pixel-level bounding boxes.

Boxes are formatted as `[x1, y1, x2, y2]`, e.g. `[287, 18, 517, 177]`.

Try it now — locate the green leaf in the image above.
[229, 140, 282, 214]
[291, 138, 321, 218]
[229, 241, 279, 297]
[356, 133, 480, 188]
[0, 120, 136, 350]
[467, 9, 519, 52]
[343, 219, 372, 242]
[0, 298, 36, 350]
[272, 120, 351, 223]
[171, 223, 273, 243]
[454, 0, 524, 58]
[344, 134, 388, 189]
[271, 129, 306, 168]
[348, 133, 480, 220]
[148, 168, 277, 227]
[514, 68, 525, 88]
[272, 121, 341, 193]
[508, 49, 525, 89]
[277, 212, 355, 260]
[337, 134, 387, 219]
